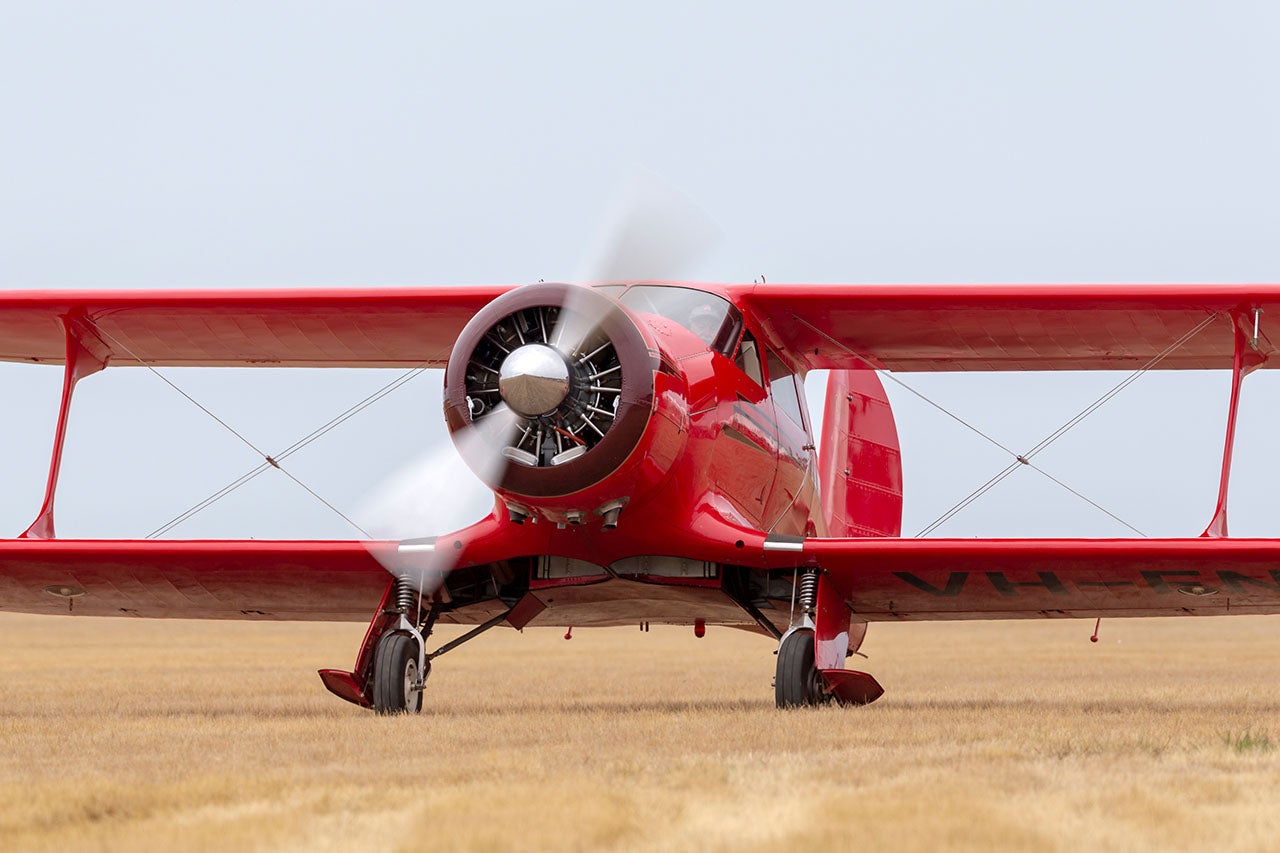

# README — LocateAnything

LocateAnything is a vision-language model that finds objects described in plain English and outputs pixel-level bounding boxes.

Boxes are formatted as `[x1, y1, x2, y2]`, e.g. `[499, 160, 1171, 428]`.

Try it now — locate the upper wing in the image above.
[731, 283, 1280, 371]
[0, 539, 396, 620]
[0, 286, 513, 368]
[9, 282, 1276, 371]
[804, 537, 1280, 619]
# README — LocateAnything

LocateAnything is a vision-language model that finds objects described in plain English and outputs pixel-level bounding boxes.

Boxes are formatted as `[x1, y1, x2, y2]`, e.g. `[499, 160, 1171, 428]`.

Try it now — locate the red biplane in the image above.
[0, 280, 1276, 712]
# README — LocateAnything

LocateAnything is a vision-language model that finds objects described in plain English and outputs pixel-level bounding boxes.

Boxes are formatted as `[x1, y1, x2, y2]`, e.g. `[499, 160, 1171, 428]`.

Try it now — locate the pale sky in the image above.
[2, 2, 1278, 540]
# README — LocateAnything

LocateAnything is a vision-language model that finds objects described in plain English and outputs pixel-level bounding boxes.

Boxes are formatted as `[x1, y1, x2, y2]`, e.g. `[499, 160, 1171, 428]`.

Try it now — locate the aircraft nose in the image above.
[498, 343, 571, 417]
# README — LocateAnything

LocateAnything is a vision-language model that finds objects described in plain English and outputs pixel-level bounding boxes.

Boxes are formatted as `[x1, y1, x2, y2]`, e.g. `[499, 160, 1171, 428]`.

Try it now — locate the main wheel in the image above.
[775, 629, 826, 708]
[372, 632, 425, 715]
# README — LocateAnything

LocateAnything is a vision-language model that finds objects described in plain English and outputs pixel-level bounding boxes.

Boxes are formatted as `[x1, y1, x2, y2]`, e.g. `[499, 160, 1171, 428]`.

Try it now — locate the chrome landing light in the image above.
[43, 584, 87, 599]
[44, 584, 88, 611]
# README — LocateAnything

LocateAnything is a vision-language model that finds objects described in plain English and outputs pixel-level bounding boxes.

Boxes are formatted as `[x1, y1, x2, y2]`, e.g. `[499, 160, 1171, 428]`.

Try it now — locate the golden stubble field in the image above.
[2, 612, 1280, 852]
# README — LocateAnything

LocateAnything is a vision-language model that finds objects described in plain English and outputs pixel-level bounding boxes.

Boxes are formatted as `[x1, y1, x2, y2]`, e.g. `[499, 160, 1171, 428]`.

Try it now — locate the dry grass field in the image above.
[3, 612, 1280, 852]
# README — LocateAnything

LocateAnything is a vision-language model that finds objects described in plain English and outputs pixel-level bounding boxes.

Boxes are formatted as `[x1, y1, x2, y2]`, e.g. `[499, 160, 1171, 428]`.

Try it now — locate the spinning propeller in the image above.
[355, 175, 719, 593]
[461, 301, 622, 469]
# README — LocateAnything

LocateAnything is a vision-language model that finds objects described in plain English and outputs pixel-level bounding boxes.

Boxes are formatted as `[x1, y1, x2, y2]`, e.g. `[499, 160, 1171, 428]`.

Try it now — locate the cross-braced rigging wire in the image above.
[915, 312, 1219, 536]
[91, 324, 440, 539]
[791, 317, 1021, 458]
[790, 311, 1219, 537]
[145, 365, 430, 537]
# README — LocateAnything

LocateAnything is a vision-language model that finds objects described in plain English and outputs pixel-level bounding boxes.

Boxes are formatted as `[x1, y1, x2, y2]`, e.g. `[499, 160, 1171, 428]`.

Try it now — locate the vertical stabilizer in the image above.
[818, 369, 903, 538]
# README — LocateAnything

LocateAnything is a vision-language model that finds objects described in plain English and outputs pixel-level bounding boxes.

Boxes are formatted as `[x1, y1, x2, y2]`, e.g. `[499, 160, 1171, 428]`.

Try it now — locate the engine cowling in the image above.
[443, 284, 673, 507]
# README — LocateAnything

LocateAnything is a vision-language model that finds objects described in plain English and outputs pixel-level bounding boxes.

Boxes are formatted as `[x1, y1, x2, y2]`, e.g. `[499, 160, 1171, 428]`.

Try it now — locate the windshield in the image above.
[618, 286, 741, 355]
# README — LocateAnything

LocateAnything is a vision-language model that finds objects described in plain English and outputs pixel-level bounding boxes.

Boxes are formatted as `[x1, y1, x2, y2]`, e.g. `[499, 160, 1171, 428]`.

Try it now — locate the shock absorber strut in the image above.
[797, 569, 819, 619]
[396, 575, 416, 613]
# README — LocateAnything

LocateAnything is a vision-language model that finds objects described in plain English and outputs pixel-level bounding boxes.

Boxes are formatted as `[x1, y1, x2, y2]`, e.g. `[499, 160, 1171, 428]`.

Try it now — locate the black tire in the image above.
[372, 632, 425, 715]
[775, 630, 825, 708]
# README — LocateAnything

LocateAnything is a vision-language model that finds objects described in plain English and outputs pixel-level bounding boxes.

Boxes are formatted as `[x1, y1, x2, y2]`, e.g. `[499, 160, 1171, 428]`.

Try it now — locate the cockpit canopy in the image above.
[598, 285, 743, 356]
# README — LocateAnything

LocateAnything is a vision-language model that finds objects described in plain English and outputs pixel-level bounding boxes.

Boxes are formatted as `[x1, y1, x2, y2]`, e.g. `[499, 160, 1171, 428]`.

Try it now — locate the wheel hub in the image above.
[403, 658, 420, 704]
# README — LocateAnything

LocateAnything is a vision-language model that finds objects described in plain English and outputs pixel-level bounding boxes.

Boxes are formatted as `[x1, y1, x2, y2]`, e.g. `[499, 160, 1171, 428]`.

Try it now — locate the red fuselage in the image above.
[434, 282, 828, 630]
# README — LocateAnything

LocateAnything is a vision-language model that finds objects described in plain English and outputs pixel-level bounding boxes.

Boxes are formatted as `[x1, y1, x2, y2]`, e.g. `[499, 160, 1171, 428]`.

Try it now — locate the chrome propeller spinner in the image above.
[498, 344, 570, 417]
[464, 303, 622, 467]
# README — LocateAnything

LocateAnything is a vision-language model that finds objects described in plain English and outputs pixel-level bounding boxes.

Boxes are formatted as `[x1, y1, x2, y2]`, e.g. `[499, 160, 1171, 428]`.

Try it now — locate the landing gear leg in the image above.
[775, 568, 827, 708]
[369, 574, 438, 715]
[319, 577, 545, 712]
[772, 568, 883, 708]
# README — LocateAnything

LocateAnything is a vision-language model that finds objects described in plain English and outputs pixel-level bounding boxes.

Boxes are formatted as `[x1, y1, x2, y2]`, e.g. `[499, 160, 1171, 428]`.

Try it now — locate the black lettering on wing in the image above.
[1141, 570, 1202, 593]
[894, 572, 968, 597]
[986, 572, 1067, 596]
[1218, 570, 1280, 593]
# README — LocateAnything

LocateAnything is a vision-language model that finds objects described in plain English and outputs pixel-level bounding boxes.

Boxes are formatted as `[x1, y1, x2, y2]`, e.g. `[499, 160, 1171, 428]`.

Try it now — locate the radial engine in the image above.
[443, 284, 688, 528]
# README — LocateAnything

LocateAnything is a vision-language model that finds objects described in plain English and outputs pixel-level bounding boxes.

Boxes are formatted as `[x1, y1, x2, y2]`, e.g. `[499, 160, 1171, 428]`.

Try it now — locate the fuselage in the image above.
[432, 282, 828, 633]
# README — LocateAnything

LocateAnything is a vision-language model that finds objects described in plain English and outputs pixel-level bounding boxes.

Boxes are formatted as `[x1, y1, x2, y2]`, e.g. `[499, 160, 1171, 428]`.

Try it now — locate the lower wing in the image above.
[804, 538, 1280, 619]
[6, 536, 1280, 622]
[0, 540, 396, 620]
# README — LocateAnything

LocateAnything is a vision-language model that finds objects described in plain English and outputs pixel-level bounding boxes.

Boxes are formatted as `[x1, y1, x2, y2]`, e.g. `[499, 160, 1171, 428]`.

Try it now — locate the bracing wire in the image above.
[90, 323, 442, 539]
[144, 365, 432, 538]
[790, 311, 1219, 538]
[916, 312, 1219, 536]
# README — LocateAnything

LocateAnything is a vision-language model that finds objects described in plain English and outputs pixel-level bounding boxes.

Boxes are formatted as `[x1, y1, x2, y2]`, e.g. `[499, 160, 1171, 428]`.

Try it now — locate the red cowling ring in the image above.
[443, 283, 654, 499]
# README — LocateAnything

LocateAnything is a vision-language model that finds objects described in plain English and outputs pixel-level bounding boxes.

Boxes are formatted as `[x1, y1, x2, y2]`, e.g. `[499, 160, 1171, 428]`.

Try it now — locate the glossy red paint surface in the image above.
[818, 368, 902, 538]
[727, 282, 1280, 371]
[819, 669, 884, 705]
[0, 539, 393, 619]
[21, 315, 107, 539]
[1203, 310, 1270, 537]
[424, 285, 822, 564]
[345, 577, 398, 699]
[813, 573, 851, 670]
[0, 286, 512, 367]
[317, 669, 371, 708]
[8, 282, 1279, 371]
[697, 347, 776, 528]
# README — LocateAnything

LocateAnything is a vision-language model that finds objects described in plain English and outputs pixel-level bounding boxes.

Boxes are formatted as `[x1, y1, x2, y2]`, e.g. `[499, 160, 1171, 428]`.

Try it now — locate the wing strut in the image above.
[1202, 308, 1271, 538]
[20, 315, 108, 539]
